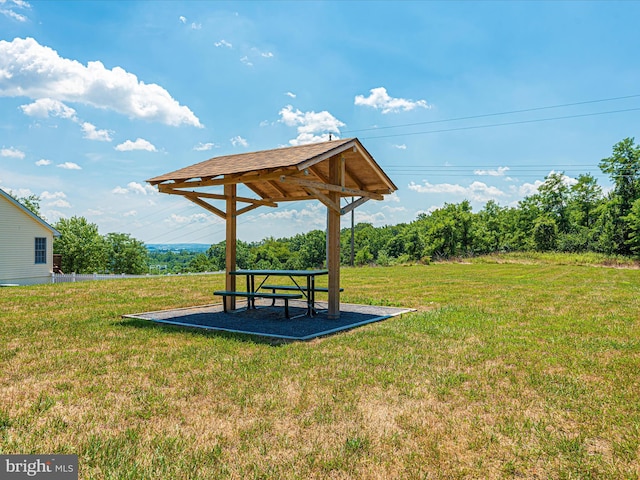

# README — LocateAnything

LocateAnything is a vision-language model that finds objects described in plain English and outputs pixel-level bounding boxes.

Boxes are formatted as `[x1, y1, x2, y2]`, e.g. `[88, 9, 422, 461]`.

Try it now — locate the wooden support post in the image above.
[327, 156, 341, 319]
[225, 183, 237, 311]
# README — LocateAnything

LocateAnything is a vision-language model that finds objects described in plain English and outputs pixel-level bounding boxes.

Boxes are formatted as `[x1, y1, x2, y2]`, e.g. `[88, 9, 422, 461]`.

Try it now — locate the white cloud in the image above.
[261, 51, 274, 58]
[409, 180, 506, 202]
[215, 40, 232, 48]
[474, 166, 510, 176]
[179, 15, 186, 24]
[20, 98, 77, 119]
[3, 187, 32, 198]
[35, 158, 51, 166]
[57, 162, 81, 170]
[352, 210, 387, 226]
[190, 22, 201, 30]
[123, 210, 137, 217]
[260, 209, 298, 221]
[512, 172, 577, 198]
[515, 181, 543, 197]
[408, 181, 466, 195]
[48, 198, 71, 208]
[355, 87, 430, 114]
[0, 37, 202, 127]
[259, 205, 326, 229]
[230, 136, 248, 147]
[115, 138, 157, 152]
[81, 122, 112, 142]
[166, 212, 210, 224]
[193, 142, 216, 151]
[112, 181, 157, 195]
[416, 205, 441, 217]
[21, 99, 113, 142]
[1, 146, 25, 158]
[551, 171, 578, 187]
[278, 105, 345, 146]
[240, 56, 253, 67]
[382, 205, 406, 213]
[40, 191, 66, 200]
[393, 144, 407, 150]
[0, 0, 30, 22]
[285, 92, 296, 98]
[384, 191, 401, 203]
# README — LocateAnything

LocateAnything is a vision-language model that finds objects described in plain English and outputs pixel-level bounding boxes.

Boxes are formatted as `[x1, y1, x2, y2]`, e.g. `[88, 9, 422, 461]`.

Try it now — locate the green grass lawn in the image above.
[1, 259, 639, 479]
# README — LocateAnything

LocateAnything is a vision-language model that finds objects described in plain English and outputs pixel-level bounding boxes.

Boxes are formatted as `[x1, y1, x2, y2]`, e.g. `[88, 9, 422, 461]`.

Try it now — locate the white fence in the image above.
[51, 273, 144, 283]
[50, 271, 222, 284]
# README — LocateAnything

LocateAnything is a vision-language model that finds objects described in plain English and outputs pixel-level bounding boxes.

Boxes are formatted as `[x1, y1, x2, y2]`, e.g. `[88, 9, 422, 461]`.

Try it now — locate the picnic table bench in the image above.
[259, 284, 344, 315]
[213, 290, 303, 319]
[217, 269, 332, 318]
[260, 285, 344, 294]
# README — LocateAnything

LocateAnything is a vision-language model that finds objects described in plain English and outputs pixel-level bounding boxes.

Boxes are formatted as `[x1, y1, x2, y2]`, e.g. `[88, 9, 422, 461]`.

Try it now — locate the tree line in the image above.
[11, 137, 640, 273]
[189, 137, 640, 270]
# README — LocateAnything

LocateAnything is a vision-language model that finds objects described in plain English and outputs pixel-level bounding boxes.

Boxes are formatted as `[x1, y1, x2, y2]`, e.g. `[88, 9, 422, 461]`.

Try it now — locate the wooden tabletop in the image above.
[229, 269, 328, 276]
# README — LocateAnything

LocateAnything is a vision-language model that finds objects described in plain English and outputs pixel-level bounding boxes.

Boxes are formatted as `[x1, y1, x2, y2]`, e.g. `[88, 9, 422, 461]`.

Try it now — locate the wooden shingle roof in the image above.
[148, 138, 396, 201]
[147, 138, 396, 218]
[148, 138, 350, 183]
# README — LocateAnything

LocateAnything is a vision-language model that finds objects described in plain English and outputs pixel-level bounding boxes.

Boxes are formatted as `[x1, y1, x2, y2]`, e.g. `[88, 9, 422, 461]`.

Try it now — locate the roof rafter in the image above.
[279, 176, 384, 200]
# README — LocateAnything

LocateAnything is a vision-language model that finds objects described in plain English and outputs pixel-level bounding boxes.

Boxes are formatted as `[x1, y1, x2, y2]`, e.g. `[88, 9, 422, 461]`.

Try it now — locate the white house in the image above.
[0, 188, 60, 286]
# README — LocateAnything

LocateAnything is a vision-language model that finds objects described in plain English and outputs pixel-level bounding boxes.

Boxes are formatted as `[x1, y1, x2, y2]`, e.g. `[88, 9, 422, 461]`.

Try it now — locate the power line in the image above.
[343, 93, 640, 134]
[360, 107, 640, 140]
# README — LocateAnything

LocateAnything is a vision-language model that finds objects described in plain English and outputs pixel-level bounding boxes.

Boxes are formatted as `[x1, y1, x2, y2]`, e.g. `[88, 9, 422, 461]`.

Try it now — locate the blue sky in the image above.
[1, 1, 639, 244]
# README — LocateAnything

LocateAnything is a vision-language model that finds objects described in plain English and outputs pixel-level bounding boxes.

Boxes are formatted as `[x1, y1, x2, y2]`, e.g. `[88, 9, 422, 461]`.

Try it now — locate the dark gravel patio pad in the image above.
[123, 300, 413, 341]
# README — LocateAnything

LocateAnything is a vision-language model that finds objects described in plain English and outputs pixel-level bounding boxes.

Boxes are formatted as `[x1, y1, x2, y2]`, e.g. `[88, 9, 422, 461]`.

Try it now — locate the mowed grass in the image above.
[1, 260, 639, 479]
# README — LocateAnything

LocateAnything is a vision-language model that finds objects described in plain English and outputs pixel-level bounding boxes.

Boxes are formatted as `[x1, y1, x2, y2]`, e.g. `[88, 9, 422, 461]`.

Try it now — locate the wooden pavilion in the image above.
[147, 137, 397, 318]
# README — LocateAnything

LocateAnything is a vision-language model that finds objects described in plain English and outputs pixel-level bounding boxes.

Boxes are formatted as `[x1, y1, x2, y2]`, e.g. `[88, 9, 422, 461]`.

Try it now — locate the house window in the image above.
[35, 237, 47, 264]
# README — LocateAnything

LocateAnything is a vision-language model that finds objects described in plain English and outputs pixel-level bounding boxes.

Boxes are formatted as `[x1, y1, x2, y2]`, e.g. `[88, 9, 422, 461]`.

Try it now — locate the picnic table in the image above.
[214, 269, 331, 318]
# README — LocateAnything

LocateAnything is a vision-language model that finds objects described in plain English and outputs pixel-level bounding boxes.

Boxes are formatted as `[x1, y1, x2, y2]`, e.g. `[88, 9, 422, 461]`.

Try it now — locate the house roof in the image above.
[147, 138, 397, 204]
[0, 188, 60, 236]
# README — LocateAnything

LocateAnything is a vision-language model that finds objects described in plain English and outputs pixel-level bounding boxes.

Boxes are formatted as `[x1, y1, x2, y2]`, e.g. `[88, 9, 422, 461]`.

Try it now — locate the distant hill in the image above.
[146, 243, 210, 253]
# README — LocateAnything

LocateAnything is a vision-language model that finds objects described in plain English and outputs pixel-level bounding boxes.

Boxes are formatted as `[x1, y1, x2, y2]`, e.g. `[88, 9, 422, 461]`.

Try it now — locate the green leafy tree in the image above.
[355, 245, 373, 266]
[599, 137, 640, 254]
[54, 216, 108, 273]
[422, 201, 475, 258]
[475, 200, 508, 253]
[206, 240, 252, 271]
[622, 198, 640, 257]
[536, 172, 571, 233]
[558, 174, 603, 252]
[568, 173, 603, 229]
[532, 216, 558, 251]
[187, 253, 213, 273]
[291, 230, 326, 268]
[511, 196, 543, 250]
[104, 232, 149, 274]
[7, 192, 42, 218]
[252, 237, 293, 269]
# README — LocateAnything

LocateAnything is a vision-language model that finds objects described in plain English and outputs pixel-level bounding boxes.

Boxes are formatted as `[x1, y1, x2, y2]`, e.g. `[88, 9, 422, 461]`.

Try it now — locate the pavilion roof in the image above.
[147, 138, 397, 204]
